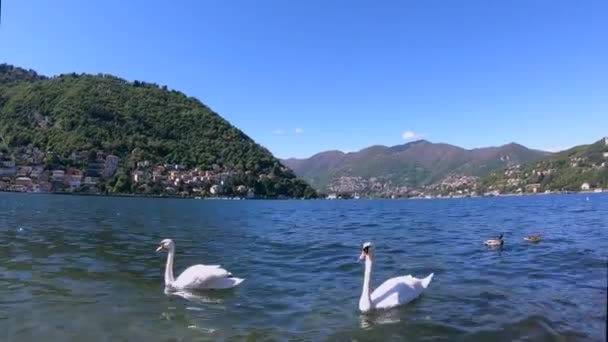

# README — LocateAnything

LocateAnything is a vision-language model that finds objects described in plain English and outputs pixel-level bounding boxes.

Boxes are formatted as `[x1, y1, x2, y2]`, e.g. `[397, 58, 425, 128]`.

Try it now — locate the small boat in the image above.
[524, 234, 541, 243]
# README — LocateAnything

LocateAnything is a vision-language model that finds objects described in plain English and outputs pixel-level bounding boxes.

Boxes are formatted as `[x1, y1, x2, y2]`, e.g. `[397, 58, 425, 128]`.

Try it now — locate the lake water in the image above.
[0, 193, 606, 341]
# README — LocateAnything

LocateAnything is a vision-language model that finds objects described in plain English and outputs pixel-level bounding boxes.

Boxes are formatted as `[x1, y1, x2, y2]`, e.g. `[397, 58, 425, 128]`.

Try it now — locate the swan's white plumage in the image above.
[156, 239, 244, 291]
[358, 242, 433, 313]
[370, 273, 434, 310]
[171, 264, 244, 290]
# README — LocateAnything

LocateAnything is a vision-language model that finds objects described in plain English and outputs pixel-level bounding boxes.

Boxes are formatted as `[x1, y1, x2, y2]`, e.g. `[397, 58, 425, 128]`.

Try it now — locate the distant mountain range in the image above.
[282, 140, 550, 194]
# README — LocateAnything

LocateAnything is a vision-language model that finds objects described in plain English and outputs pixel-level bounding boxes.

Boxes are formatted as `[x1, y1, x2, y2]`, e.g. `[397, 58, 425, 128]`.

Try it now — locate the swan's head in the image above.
[156, 238, 175, 252]
[358, 242, 373, 262]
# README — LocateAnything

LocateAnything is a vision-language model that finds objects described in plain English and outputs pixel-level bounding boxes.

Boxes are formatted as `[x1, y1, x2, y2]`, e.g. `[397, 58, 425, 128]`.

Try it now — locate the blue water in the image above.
[0, 193, 606, 341]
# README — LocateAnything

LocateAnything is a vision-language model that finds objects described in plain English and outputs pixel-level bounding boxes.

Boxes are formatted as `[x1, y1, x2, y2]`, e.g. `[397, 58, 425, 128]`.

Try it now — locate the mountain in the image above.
[282, 140, 549, 194]
[479, 137, 608, 193]
[0, 64, 317, 198]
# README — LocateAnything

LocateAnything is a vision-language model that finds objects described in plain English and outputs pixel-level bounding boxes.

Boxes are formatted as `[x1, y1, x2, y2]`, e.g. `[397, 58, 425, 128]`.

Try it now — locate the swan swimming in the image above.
[358, 242, 434, 313]
[156, 238, 244, 291]
[484, 233, 504, 248]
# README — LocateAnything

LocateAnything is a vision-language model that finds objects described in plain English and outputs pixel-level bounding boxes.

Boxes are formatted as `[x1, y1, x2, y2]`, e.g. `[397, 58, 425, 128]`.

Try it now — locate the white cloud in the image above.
[294, 128, 303, 134]
[401, 130, 422, 140]
[273, 129, 284, 135]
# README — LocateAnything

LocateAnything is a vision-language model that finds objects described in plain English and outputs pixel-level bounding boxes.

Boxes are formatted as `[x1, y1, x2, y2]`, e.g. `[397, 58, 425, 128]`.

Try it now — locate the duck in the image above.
[358, 242, 434, 313]
[156, 238, 244, 291]
[524, 233, 541, 243]
[483, 233, 504, 248]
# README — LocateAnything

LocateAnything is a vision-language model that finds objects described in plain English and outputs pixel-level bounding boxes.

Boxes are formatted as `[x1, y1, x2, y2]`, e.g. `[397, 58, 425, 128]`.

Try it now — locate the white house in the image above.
[133, 170, 145, 183]
[210, 184, 222, 195]
[15, 177, 33, 189]
[581, 182, 590, 191]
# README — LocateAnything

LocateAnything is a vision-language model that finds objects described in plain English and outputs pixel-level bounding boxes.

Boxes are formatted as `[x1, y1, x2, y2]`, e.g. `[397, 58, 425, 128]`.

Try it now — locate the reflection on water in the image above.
[0, 193, 606, 341]
[358, 310, 402, 330]
[166, 289, 224, 305]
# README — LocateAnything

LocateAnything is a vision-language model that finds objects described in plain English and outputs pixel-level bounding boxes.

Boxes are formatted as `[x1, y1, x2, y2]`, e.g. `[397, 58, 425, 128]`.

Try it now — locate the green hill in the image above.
[479, 138, 608, 193]
[0, 64, 317, 198]
[282, 140, 549, 194]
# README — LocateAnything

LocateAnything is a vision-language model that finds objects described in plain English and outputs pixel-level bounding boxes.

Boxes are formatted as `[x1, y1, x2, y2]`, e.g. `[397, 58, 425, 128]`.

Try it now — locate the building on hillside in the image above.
[69, 151, 88, 163]
[210, 184, 222, 195]
[15, 177, 33, 190]
[168, 171, 179, 181]
[30, 166, 44, 179]
[87, 161, 104, 177]
[0, 167, 16, 176]
[137, 160, 150, 169]
[103, 155, 119, 178]
[37, 181, 52, 192]
[152, 171, 166, 182]
[603, 152, 608, 158]
[68, 178, 81, 188]
[2, 160, 15, 168]
[65, 169, 83, 188]
[11, 185, 27, 192]
[133, 170, 145, 183]
[581, 182, 590, 191]
[525, 183, 541, 193]
[604, 137, 608, 146]
[83, 177, 99, 185]
[16, 166, 32, 177]
[51, 170, 65, 182]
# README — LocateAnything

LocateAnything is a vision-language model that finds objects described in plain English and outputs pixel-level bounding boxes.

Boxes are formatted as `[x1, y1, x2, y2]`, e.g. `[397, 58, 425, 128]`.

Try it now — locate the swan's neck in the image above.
[359, 256, 373, 312]
[164, 247, 175, 285]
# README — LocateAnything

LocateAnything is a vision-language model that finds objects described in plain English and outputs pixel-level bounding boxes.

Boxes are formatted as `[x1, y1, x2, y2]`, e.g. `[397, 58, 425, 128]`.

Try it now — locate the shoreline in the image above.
[1, 189, 604, 201]
[0, 190, 254, 200]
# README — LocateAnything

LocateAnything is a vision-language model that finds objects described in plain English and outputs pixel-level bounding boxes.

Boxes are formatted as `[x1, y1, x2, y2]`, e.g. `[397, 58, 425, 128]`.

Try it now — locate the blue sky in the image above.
[1, 0, 606, 158]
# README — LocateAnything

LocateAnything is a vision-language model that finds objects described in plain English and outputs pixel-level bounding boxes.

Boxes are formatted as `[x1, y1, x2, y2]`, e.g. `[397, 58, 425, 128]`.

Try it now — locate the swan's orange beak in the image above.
[155, 244, 164, 252]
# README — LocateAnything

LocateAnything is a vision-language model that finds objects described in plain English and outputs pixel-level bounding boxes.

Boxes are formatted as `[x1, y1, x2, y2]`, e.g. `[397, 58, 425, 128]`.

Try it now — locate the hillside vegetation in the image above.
[0, 64, 316, 198]
[479, 138, 608, 193]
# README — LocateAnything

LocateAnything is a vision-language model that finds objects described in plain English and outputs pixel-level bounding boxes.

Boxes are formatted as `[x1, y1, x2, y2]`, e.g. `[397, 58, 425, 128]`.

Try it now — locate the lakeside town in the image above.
[0, 147, 256, 198]
[1, 137, 606, 200]
[323, 178, 604, 200]
[322, 138, 608, 199]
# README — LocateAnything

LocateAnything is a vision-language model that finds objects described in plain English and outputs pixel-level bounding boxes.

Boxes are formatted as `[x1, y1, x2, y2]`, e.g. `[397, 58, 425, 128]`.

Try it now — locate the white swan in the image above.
[156, 238, 244, 291]
[358, 242, 433, 313]
[484, 233, 504, 248]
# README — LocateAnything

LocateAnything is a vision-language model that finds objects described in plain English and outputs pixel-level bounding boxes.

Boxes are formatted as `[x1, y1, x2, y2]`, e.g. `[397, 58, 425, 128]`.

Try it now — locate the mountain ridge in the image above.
[281, 140, 551, 194]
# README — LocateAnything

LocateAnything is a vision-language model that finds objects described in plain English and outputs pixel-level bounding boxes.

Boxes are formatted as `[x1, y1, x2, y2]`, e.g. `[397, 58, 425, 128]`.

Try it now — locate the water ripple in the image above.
[0, 193, 606, 341]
